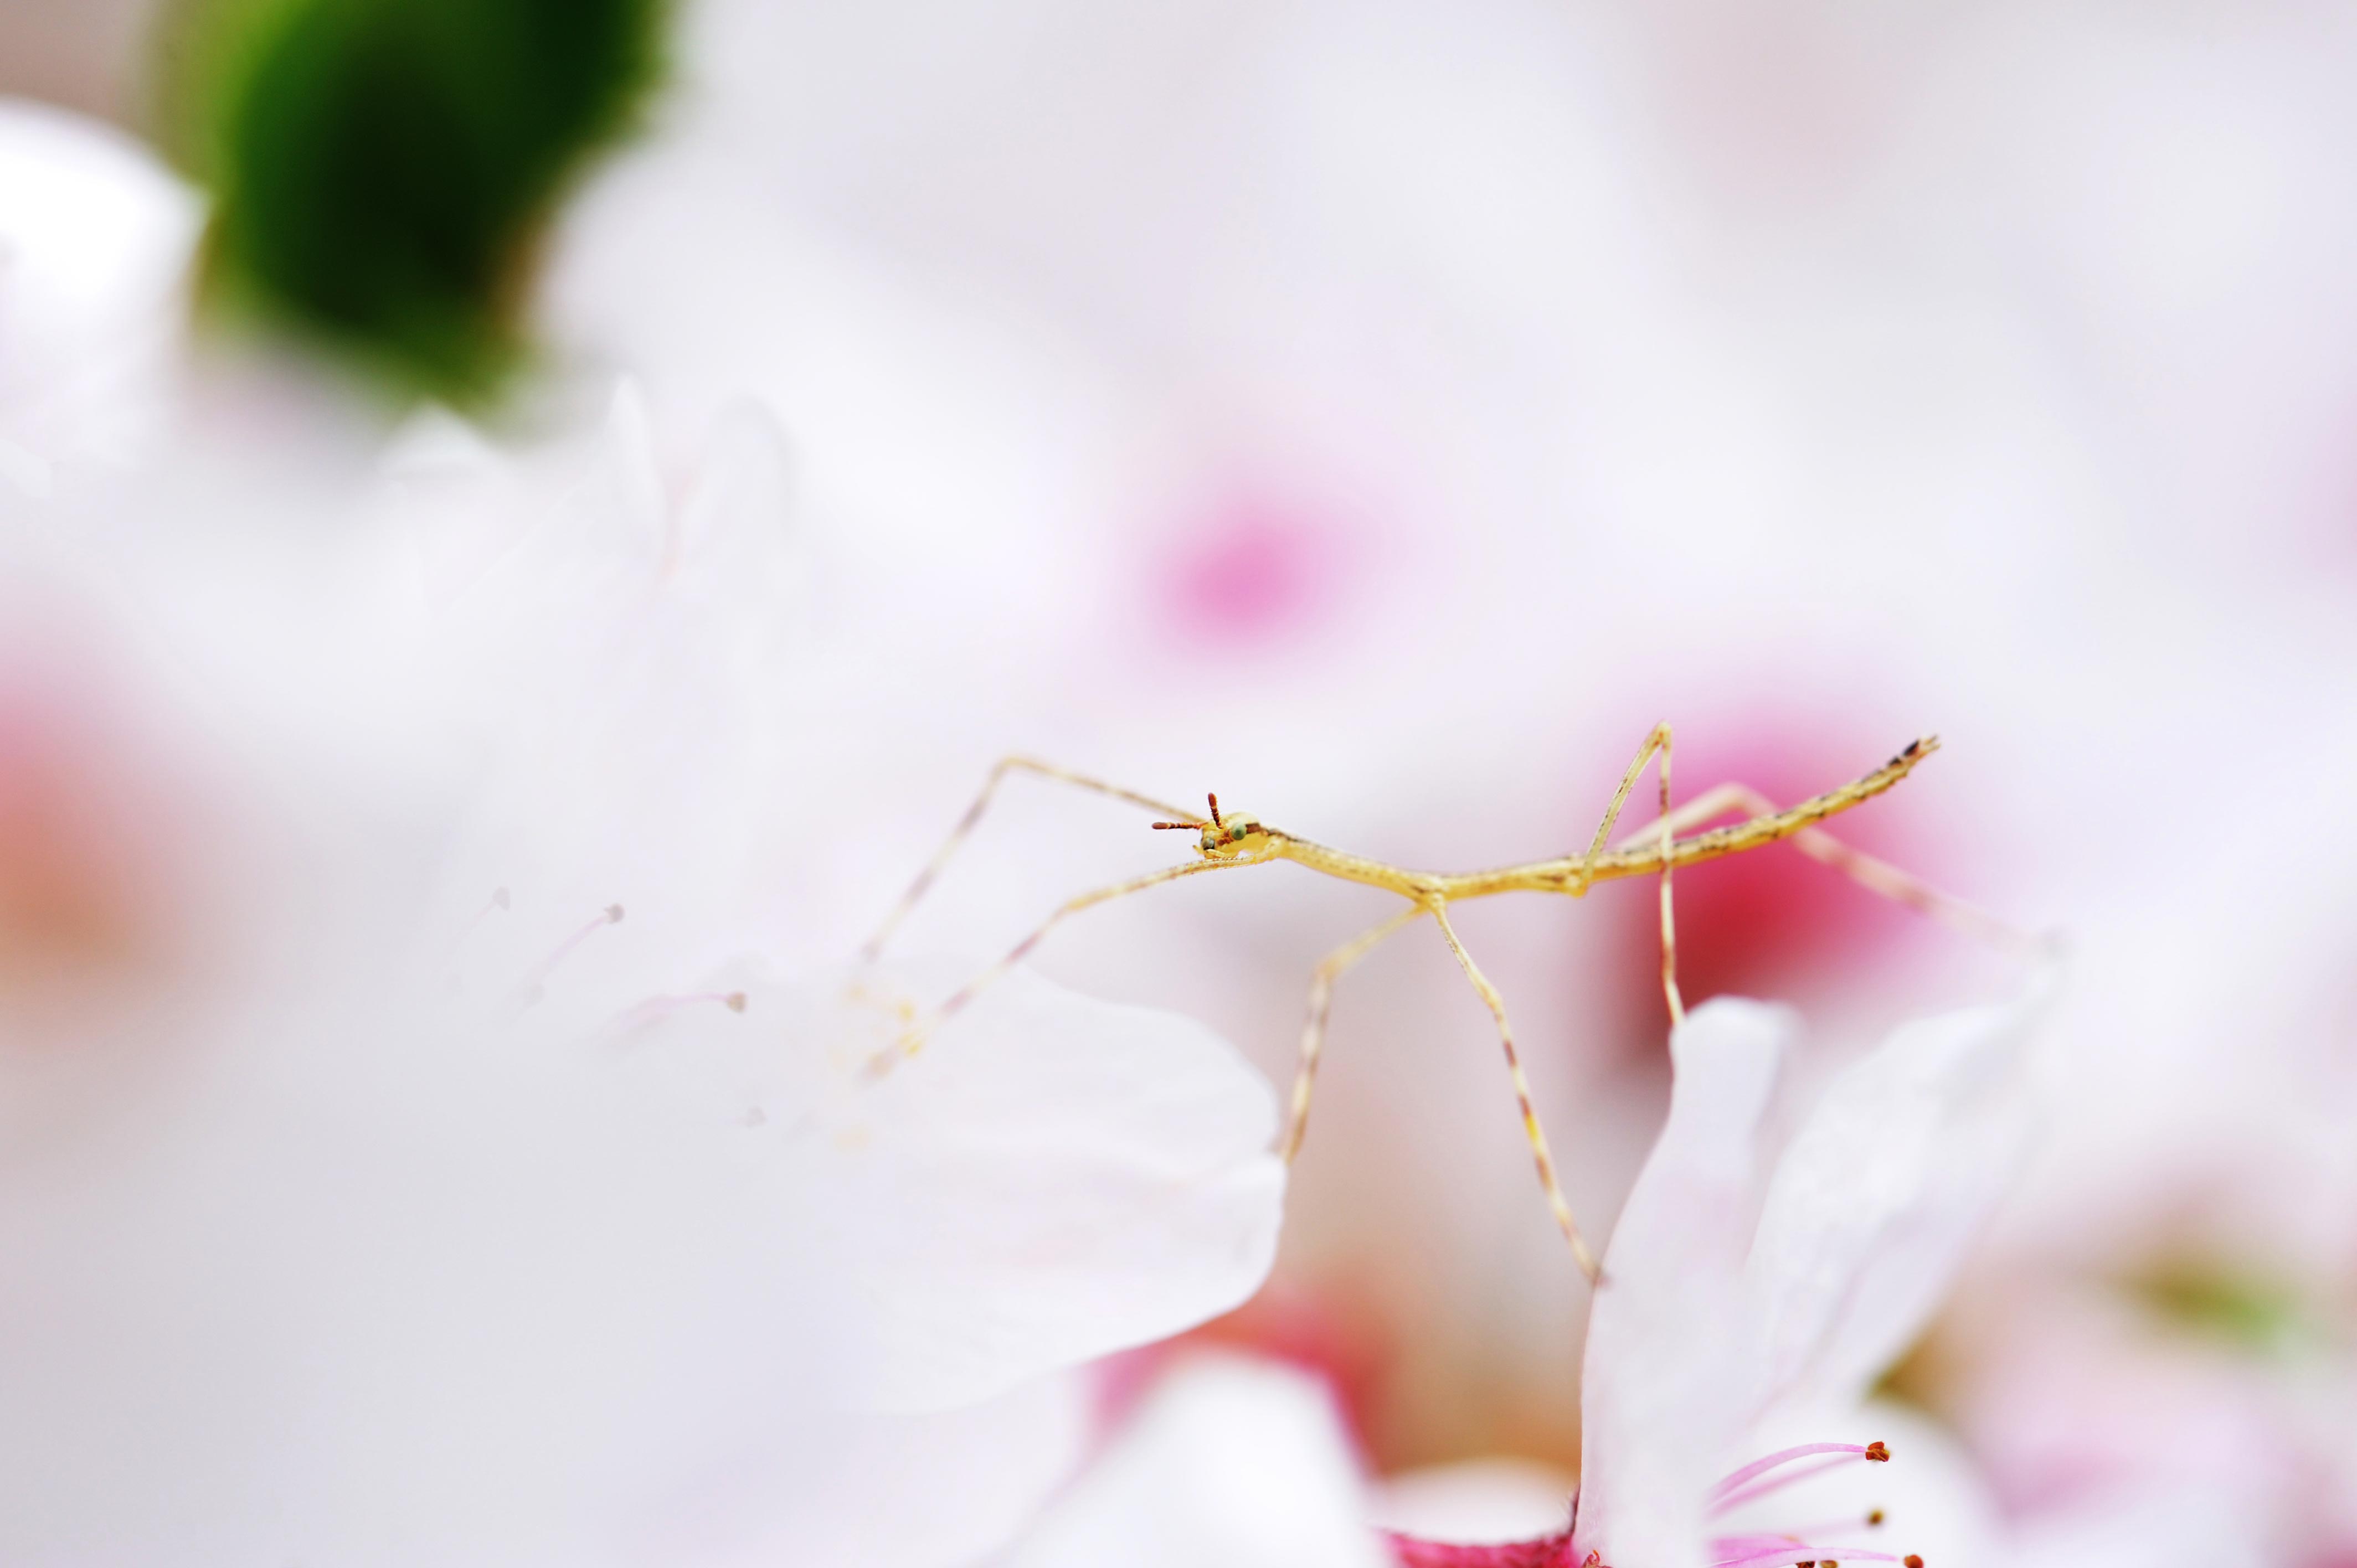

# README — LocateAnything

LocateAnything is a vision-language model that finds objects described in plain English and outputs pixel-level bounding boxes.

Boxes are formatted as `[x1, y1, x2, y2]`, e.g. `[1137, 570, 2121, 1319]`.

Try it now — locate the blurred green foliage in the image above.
[2134, 1260, 2312, 1357]
[157, 0, 665, 404]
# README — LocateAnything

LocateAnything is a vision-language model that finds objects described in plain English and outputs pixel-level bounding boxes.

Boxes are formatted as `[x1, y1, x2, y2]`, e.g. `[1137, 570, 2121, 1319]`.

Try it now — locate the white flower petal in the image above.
[1005, 1354, 1389, 1568]
[1577, 997, 1797, 1568]
[404, 388, 814, 1023]
[0, 100, 199, 481]
[1743, 973, 2056, 1413]
[620, 956, 1285, 1412]
[2006, 1489, 2265, 1568]
[1370, 1457, 1577, 1544]
[0, 998, 828, 1564]
[686, 1371, 1094, 1568]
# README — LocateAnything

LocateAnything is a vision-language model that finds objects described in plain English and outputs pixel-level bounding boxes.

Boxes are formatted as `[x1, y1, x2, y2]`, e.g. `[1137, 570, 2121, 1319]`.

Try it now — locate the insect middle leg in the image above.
[1575, 723, 1686, 1023]
[1281, 904, 1428, 1164]
[860, 756, 1201, 963]
[1427, 901, 1602, 1282]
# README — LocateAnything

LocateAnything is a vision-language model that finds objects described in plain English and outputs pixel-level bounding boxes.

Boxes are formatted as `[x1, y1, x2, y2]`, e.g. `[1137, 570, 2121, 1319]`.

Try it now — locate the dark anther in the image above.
[1905, 1556, 1924, 1567]
[1866, 1510, 1885, 1526]
[1864, 1440, 1890, 1462]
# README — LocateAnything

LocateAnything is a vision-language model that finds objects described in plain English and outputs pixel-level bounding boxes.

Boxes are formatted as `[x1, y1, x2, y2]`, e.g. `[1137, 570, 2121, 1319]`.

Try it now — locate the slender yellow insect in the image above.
[861, 726, 2029, 1282]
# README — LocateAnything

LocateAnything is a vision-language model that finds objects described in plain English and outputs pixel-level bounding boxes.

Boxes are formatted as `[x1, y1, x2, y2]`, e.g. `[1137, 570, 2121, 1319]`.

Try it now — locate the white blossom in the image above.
[0, 207, 1286, 1555]
[1572, 983, 2052, 1568]
[0, 100, 198, 492]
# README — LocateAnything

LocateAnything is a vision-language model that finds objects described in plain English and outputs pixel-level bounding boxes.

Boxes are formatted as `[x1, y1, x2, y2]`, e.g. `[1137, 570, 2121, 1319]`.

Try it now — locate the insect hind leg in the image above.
[1610, 781, 2037, 956]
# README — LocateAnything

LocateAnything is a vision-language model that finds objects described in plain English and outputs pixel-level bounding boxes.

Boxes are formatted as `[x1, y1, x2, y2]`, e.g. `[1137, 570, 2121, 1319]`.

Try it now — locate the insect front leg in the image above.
[861, 756, 1199, 962]
[1281, 904, 1428, 1164]
[873, 853, 1270, 1074]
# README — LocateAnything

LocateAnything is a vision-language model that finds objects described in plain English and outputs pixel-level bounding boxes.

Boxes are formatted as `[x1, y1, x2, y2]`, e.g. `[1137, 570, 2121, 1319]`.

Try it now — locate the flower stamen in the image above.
[503, 902, 624, 1015]
[1699, 1438, 1919, 1568]
[1761, 1512, 1888, 1540]
[607, 988, 749, 1033]
[466, 884, 511, 932]
[1711, 1441, 1889, 1502]
[1708, 1547, 1903, 1568]
[1708, 1441, 1890, 1516]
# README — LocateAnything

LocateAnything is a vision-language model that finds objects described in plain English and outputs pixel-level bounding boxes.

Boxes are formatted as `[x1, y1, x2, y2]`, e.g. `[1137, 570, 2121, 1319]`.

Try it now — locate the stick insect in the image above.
[860, 726, 2027, 1282]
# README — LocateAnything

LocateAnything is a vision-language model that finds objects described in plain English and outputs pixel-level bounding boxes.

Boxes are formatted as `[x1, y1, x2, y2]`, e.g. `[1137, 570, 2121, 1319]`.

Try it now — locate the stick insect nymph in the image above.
[860, 726, 2030, 1283]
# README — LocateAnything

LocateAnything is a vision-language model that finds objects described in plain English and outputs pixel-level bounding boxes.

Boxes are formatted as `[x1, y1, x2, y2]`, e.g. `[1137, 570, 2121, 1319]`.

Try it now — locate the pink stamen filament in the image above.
[1758, 1515, 1889, 1541]
[1711, 1531, 1889, 1560]
[1711, 1548, 1903, 1568]
[609, 989, 749, 1031]
[504, 904, 624, 1013]
[439, 887, 512, 977]
[465, 885, 511, 934]
[1711, 1444, 1882, 1504]
[1711, 1454, 1878, 1517]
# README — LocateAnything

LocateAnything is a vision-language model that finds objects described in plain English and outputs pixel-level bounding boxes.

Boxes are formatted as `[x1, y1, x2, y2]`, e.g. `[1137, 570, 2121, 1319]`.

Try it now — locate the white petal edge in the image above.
[619, 956, 1286, 1412]
[684, 1369, 1094, 1568]
[1005, 1353, 1390, 1568]
[1576, 998, 1797, 1568]
[1742, 968, 2060, 1415]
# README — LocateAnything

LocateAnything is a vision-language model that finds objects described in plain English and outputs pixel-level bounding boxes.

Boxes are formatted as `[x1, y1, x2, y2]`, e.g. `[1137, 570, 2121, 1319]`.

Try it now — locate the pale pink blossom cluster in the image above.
[7, 0, 2357, 1560]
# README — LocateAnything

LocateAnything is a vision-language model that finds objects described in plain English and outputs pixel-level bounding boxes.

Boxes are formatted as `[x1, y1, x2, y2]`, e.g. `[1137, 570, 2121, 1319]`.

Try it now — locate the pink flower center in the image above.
[1383, 1438, 1922, 1568]
[1156, 492, 1352, 652]
[1386, 1533, 1582, 1568]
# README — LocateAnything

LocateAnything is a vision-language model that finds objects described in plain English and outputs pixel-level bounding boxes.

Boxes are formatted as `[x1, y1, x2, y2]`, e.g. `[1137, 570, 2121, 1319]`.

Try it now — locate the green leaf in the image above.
[157, 0, 666, 405]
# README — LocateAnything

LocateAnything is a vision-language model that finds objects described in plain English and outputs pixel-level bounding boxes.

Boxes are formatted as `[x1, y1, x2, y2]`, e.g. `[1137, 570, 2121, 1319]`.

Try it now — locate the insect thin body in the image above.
[862, 729, 2030, 1283]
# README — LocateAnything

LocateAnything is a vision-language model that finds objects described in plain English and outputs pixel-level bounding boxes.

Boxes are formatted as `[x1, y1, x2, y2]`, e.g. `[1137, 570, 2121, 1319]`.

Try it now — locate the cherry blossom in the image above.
[0, 244, 1286, 1559]
[982, 979, 2046, 1568]
[532, 14, 2357, 1506]
[1363, 982, 2052, 1568]
[1008, 1352, 1391, 1568]
[0, 100, 198, 493]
